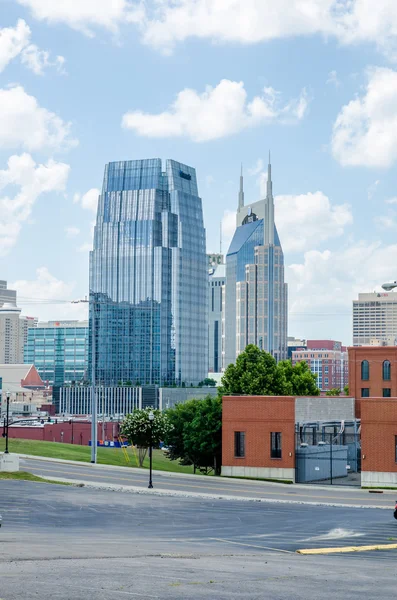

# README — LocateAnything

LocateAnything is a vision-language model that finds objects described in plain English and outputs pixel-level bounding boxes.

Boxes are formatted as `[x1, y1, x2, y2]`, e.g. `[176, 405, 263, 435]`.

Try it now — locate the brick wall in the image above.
[348, 346, 397, 417]
[222, 396, 295, 477]
[361, 398, 397, 474]
[7, 421, 120, 445]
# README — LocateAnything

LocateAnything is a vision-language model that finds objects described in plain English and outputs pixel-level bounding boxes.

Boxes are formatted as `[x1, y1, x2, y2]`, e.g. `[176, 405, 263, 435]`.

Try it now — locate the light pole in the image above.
[4, 392, 10, 453]
[148, 410, 154, 489]
[72, 294, 97, 463]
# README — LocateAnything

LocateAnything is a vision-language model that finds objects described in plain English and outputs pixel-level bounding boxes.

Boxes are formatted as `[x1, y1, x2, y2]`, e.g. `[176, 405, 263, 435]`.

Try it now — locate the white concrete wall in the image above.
[295, 397, 355, 422]
[361, 471, 397, 488]
[222, 466, 295, 482]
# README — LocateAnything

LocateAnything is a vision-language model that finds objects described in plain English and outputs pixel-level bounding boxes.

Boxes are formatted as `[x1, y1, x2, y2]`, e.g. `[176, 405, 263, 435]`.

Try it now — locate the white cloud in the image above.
[276, 192, 353, 253]
[326, 70, 340, 87]
[288, 241, 397, 340]
[16, 0, 143, 36]
[386, 197, 397, 205]
[248, 159, 264, 176]
[73, 187, 100, 212]
[0, 153, 70, 256]
[77, 242, 92, 253]
[0, 19, 30, 72]
[374, 215, 397, 230]
[332, 67, 397, 167]
[367, 179, 380, 200]
[0, 86, 76, 151]
[20, 44, 66, 75]
[65, 226, 80, 237]
[11, 267, 88, 322]
[0, 19, 65, 74]
[122, 80, 308, 142]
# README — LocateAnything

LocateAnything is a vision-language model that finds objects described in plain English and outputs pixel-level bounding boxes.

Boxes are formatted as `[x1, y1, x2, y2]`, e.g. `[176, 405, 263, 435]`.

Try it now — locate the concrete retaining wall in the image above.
[221, 466, 295, 482]
[361, 471, 397, 488]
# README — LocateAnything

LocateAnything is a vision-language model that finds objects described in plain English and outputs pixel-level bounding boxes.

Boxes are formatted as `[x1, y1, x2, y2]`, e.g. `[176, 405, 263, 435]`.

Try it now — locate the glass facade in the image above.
[24, 321, 89, 386]
[90, 158, 207, 387]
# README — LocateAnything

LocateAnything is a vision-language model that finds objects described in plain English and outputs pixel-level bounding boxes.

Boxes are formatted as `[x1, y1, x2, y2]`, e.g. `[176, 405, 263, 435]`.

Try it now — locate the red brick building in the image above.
[292, 340, 348, 392]
[222, 396, 296, 481]
[361, 397, 397, 487]
[348, 346, 397, 417]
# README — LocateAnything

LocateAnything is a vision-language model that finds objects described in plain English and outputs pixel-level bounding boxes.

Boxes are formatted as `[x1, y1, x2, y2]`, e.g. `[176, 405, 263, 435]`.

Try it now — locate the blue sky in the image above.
[2, 0, 397, 345]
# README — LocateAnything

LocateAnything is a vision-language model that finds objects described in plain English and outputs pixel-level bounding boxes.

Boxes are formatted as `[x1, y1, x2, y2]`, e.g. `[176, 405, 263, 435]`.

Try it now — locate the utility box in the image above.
[0, 453, 19, 472]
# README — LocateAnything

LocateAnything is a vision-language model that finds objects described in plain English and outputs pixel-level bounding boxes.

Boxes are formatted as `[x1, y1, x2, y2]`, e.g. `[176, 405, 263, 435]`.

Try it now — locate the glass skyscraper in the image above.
[224, 158, 288, 367]
[90, 159, 207, 387]
[24, 321, 89, 386]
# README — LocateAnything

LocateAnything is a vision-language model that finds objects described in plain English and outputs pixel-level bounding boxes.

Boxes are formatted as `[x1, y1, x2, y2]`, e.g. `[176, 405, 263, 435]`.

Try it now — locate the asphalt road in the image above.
[20, 455, 397, 508]
[1, 480, 397, 599]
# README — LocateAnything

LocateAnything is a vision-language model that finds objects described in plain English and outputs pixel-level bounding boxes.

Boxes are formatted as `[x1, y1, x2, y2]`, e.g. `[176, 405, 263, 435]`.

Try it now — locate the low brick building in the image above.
[361, 397, 397, 487]
[348, 346, 397, 417]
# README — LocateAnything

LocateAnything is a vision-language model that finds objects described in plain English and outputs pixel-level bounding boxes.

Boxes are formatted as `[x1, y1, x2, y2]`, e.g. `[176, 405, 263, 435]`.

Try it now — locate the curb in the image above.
[297, 543, 397, 555]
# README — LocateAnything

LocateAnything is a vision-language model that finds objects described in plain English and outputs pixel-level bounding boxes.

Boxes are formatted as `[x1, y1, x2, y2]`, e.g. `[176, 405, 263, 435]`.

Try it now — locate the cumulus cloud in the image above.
[122, 80, 308, 142]
[326, 70, 340, 87]
[0, 19, 65, 74]
[16, 0, 143, 36]
[0, 86, 76, 152]
[276, 192, 353, 253]
[332, 67, 397, 167]
[221, 209, 237, 253]
[0, 153, 70, 256]
[11, 267, 88, 321]
[73, 187, 100, 212]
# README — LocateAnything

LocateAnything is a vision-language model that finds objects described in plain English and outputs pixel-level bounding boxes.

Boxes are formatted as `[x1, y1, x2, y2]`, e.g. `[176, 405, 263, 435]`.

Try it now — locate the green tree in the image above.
[326, 388, 341, 396]
[344, 385, 349, 395]
[219, 344, 290, 396]
[277, 360, 320, 396]
[120, 408, 173, 467]
[198, 378, 217, 387]
[165, 396, 222, 475]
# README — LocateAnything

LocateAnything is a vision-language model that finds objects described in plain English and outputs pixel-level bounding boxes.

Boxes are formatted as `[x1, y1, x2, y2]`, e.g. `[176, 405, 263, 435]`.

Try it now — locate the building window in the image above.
[271, 432, 282, 459]
[234, 432, 245, 458]
[361, 360, 370, 381]
[383, 388, 392, 398]
[361, 388, 370, 397]
[383, 360, 391, 381]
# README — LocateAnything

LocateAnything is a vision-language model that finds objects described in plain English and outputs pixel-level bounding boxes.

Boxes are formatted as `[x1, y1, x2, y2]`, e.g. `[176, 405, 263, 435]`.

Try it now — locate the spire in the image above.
[238, 163, 244, 210]
[267, 150, 272, 199]
[220, 220, 222, 255]
[264, 150, 274, 245]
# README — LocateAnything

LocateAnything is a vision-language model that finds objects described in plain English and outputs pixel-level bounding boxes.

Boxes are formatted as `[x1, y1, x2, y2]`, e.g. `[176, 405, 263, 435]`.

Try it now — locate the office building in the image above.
[90, 159, 207, 387]
[208, 253, 224, 269]
[0, 280, 17, 307]
[353, 292, 397, 346]
[208, 262, 225, 373]
[0, 303, 37, 364]
[287, 336, 306, 359]
[24, 321, 89, 386]
[224, 159, 288, 367]
[292, 340, 348, 392]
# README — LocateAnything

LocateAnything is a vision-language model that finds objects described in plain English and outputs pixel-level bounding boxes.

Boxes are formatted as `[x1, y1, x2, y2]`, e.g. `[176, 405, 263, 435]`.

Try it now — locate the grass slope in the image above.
[0, 438, 196, 474]
[0, 471, 72, 484]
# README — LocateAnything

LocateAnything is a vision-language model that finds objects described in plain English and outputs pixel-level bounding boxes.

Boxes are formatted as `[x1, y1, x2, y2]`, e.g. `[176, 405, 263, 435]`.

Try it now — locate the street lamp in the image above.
[382, 281, 397, 291]
[2, 392, 10, 454]
[148, 410, 154, 489]
[72, 295, 97, 463]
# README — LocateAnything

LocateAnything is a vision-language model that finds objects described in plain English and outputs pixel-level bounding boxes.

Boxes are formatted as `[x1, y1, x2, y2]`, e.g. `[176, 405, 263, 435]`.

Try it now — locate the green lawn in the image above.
[0, 438, 196, 474]
[0, 471, 72, 485]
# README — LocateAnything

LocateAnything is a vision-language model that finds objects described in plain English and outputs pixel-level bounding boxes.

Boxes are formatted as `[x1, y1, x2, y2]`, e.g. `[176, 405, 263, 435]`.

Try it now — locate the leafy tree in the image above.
[120, 408, 173, 467]
[165, 396, 222, 475]
[198, 378, 217, 387]
[278, 360, 320, 396]
[219, 344, 290, 396]
[344, 385, 349, 395]
[326, 388, 341, 396]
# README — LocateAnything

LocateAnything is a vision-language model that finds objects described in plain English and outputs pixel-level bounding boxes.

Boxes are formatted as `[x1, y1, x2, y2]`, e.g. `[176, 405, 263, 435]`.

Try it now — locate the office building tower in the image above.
[292, 340, 348, 392]
[224, 158, 288, 367]
[208, 263, 225, 373]
[24, 321, 89, 386]
[353, 292, 397, 346]
[90, 159, 207, 387]
[0, 281, 37, 364]
[208, 253, 224, 269]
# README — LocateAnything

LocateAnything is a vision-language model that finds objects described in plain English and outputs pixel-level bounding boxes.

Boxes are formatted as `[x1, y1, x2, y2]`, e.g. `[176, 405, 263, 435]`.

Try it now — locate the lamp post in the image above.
[4, 392, 10, 454]
[148, 410, 154, 489]
[72, 295, 97, 463]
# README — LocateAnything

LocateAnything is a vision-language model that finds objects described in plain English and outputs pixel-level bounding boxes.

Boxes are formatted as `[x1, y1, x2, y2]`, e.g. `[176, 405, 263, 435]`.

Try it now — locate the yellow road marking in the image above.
[22, 462, 392, 504]
[297, 543, 397, 555]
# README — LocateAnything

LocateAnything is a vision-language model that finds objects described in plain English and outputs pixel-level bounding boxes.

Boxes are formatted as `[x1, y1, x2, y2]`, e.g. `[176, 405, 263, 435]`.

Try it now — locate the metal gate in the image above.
[295, 428, 361, 486]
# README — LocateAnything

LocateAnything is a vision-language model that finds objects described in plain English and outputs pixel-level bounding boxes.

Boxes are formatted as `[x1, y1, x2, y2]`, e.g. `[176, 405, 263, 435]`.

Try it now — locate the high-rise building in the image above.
[353, 292, 397, 346]
[0, 281, 37, 364]
[90, 159, 207, 387]
[224, 158, 288, 367]
[208, 263, 225, 373]
[24, 321, 89, 386]
[292, 340, 348, 392]
[208, 253, 224, 269]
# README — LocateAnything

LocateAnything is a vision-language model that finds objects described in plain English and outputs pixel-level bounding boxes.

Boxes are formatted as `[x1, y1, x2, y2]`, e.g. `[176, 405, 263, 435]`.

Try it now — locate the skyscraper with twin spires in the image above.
[223, 156, 288, 368]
